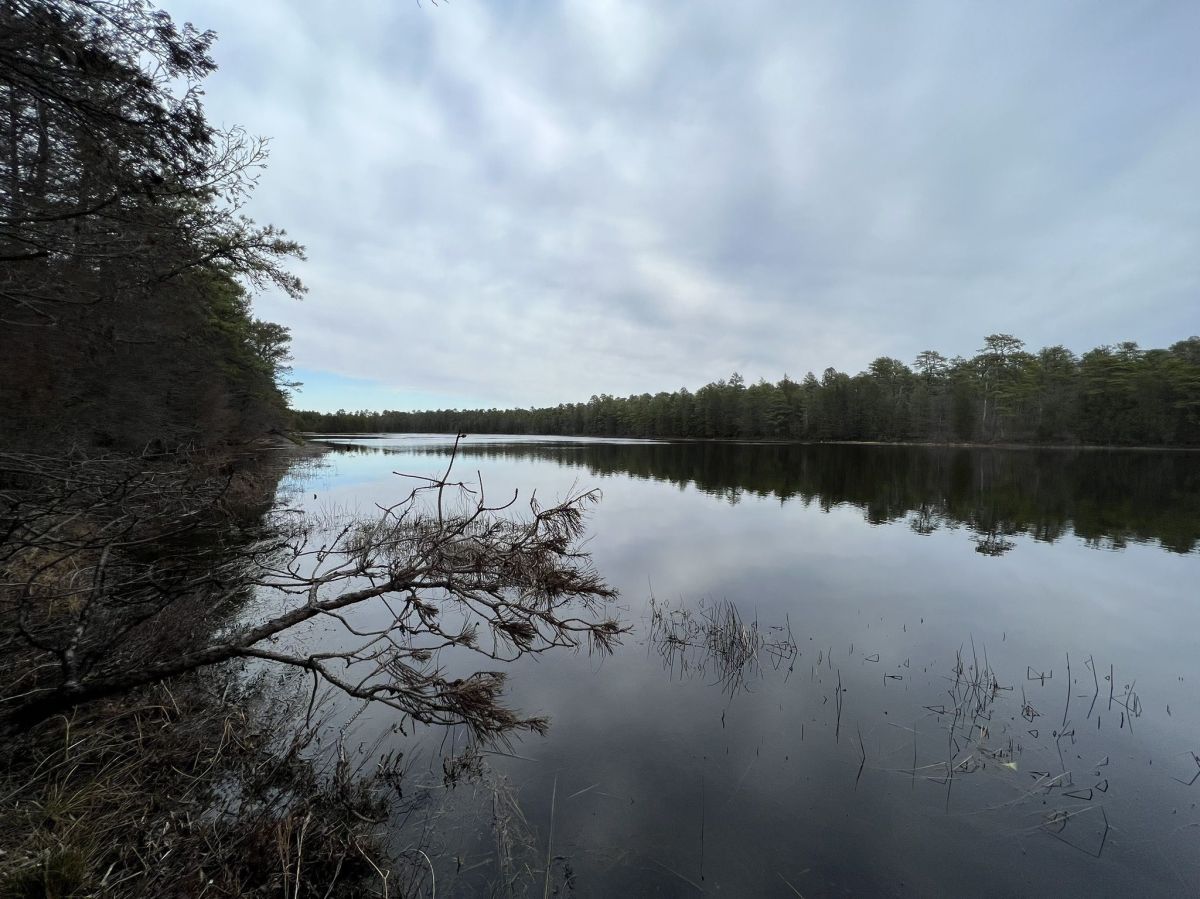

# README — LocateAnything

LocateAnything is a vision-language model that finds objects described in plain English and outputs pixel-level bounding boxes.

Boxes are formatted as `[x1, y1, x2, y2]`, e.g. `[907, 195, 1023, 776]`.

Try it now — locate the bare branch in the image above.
[1, 447, 625, 743]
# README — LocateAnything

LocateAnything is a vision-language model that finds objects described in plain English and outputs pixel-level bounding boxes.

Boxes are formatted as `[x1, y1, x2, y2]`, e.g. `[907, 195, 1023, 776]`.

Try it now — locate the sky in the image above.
[165, 0, 1199, 413]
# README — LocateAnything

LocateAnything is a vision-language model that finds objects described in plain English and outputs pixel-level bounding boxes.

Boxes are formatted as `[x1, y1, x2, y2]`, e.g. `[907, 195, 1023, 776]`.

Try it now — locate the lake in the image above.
[281, 436, 1200, 896]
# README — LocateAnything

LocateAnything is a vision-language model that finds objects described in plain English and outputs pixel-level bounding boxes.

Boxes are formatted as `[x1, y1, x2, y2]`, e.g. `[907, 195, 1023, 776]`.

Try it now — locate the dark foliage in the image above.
[364, 439, 1200, 555]
[1, 0, 302, 452]
[297, 334, 1200, 447]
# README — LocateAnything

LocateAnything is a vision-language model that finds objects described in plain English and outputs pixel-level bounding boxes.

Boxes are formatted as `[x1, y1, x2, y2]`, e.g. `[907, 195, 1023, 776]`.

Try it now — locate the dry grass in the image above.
[0, 671, 394, 898]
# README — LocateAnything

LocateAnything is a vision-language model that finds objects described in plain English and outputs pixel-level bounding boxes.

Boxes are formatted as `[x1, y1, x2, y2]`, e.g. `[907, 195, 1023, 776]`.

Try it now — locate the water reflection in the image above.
[321, 440, 1200, 555]
[644, 593, 1138, 856]
[296, 437, 1200, 895]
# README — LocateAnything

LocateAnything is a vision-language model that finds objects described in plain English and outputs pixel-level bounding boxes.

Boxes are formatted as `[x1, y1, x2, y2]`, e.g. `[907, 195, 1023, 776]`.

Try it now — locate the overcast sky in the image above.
[166, 0, 1198, 412]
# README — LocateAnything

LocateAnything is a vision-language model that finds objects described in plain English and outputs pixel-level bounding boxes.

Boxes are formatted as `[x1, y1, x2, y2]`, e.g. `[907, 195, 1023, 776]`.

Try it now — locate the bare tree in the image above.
[0, 439, 625, 740]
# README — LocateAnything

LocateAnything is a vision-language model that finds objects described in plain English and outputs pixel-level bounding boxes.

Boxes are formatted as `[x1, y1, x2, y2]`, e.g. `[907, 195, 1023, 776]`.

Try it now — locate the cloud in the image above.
[168, 0, 1200, 411]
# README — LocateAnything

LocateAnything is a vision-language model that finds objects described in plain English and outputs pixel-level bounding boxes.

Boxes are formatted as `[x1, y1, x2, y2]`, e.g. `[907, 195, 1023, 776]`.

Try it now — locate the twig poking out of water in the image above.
[650, 859, 706, 893]
[1041, 805, 1110, 858]
[1021, 686, 1040, 723]
[542, 774, 557, 899]
[855, 724, 867, 789]
[1027, 666, 1052, 685]
[1110, 676, 1142, 734]
[912, 721, 918, 792]
[399, 848, 436, 899]
[1062, 652, 1072, 729]
[778, 871, 806, 896]
[834, 669, 845, 744]
[490, 773, 535, 893]
[921, 642, 1017, 811]
[566, 782, 599, 801]
[647, 596, 797, 695]
[1171, 751, 1200, 787]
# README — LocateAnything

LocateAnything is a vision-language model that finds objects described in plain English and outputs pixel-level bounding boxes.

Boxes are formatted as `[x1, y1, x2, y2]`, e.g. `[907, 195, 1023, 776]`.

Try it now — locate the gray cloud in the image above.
[168, 0, 1200, 410]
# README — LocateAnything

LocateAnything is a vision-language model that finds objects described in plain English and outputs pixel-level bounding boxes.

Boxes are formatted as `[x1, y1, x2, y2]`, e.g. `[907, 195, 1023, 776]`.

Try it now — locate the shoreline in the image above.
[299, 432, 1200, 453]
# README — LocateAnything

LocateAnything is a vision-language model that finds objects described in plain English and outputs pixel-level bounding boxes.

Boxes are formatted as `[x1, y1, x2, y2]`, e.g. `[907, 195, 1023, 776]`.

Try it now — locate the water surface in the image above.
[287, 436, 1200, 896]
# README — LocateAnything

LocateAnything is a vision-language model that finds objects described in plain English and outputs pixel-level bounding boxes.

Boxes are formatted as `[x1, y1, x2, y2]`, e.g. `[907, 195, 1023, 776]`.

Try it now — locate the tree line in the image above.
[297, 334, 1200, 446]
[1, 0, 301, 452]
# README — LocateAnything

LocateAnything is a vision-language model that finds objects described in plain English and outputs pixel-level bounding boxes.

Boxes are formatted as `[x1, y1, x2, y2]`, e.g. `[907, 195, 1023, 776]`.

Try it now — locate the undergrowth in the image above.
[0, 669, 394, 898]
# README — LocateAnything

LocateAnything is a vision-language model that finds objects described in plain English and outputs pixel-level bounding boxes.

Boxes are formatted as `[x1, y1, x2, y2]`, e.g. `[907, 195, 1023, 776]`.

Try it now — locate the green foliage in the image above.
[297, 335, 1200, 447]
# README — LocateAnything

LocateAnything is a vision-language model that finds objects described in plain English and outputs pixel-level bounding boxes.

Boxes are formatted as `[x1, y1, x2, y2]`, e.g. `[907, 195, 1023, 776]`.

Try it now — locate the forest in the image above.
[297, 334, 1200, 446]
[0, 0, 302, 452]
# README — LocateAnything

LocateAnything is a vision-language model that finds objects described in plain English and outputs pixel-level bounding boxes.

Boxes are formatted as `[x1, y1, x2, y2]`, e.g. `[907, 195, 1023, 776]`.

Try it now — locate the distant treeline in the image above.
[296, 334, 1200, 446]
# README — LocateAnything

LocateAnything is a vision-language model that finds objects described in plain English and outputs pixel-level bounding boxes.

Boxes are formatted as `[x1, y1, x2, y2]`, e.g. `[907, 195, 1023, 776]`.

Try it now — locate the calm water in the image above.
[284, 436, 1200, 897]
